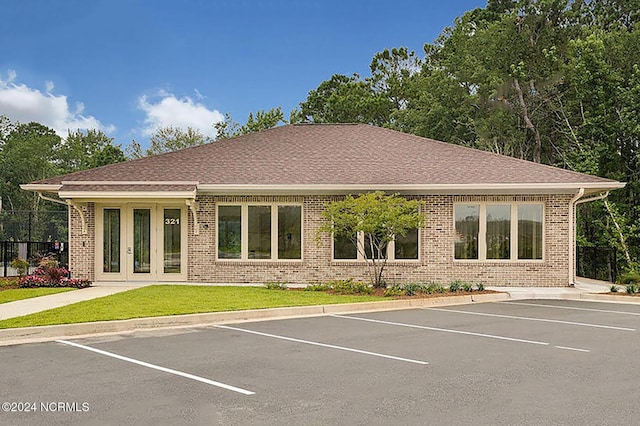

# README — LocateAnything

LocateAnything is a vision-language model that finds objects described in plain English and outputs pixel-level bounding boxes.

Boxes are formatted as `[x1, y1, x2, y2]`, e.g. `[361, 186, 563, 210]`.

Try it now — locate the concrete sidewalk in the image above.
[487, 278, 611, 300]
[0, 283, 148, 321]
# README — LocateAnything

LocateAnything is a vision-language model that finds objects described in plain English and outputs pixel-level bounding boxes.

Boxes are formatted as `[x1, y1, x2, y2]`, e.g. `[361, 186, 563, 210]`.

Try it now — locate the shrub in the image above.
[403, 283, 423, 296]
[610, 284, 619, 293]
[626, 284, 637, 295]
[476, 283, 485, 292]
[427, 283, 446, 294]
[618, 271, 640, 285]
[16, 255, 92, 289]
[304, 283, 331, 292]
[329, 278, 373, 295]
[462, 282, 474, 292]
[384, 285, 404, 297]
[0, 277, 19, 287]
[264, 281, 288, 290]
[448, 280, 463, 293]
[10, 257, 29, 276]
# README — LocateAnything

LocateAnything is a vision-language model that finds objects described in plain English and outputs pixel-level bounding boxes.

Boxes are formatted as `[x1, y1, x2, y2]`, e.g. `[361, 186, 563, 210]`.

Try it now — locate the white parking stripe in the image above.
[424, 307, 635, 331]
[330, 314, 549, 346]
[56, 340, 255, 395]
[555, 346, 590, 353]
[331, 314, 591, 353]
[215, 325, 429, 365]
[500, 301, 640, 316]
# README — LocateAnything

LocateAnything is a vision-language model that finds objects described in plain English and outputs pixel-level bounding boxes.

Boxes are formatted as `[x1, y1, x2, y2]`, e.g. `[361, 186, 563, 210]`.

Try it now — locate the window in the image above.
[217, 204, 302, 260]
[486, 204, 511, 260]
[278, 206, 302, 259]
[333, 229, 419, 261]
[218, 206, 241, 259]
[518, 204, 543, 260]
[455, 204, 479, 260]
[103, 209, 120, 273]
[163, 208, 182, 273]
[454, 203, 543, 261]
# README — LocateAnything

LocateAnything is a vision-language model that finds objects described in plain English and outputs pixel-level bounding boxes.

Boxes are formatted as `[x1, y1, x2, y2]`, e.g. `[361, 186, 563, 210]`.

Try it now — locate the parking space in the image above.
[1, 299, 640, 425]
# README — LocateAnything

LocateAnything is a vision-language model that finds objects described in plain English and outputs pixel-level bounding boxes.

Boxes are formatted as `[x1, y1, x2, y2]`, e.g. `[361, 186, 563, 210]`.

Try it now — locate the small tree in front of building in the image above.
[319, 191, 425, 288]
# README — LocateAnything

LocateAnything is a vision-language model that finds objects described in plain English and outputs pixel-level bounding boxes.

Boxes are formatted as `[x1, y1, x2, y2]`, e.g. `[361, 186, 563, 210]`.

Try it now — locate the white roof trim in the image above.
[196, 182, 625, 195]
[20, 184, 63, 191]
[58, 191, 197, 199]
[23, 181, 625, 197]
[60, 180, 199, 185]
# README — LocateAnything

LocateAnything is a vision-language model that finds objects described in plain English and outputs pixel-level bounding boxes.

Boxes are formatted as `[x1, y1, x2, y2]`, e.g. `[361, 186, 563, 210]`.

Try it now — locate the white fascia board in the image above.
[196, 182, 625, 196]
[58, 191, 197, 199]
[60, 180, 199, 185]
[20, 184, 63, 192]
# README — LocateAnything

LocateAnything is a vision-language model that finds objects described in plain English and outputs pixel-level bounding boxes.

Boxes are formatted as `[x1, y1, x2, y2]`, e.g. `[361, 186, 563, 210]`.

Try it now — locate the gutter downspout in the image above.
[568, 190, 611, 286]
[568, 188, 584, 286]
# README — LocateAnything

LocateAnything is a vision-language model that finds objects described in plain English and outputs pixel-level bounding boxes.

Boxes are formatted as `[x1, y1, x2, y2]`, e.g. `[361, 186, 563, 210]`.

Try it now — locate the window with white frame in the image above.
[454, 203, 543, 261]
[333, 229, 419, 261]
[217, 204, 302, 260]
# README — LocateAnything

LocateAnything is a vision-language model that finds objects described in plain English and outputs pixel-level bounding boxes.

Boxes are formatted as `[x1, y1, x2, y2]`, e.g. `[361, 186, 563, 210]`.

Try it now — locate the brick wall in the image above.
[68, 202, 95, 281]
[69, 194, 571, 286]
[183, 194, 571, 287]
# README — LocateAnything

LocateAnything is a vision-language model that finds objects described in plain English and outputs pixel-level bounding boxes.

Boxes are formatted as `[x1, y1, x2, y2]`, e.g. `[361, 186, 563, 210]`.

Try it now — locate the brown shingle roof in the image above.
[32, 124, 620, 189]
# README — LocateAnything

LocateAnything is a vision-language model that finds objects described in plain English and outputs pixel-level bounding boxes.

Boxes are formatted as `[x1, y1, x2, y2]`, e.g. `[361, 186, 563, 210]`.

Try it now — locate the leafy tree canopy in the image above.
[319, 192, 425, 287]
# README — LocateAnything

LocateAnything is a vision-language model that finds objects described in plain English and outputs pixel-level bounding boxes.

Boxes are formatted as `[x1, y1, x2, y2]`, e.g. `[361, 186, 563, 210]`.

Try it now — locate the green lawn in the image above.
[0, 285, 386, 329]
[0, 288, 75, 304]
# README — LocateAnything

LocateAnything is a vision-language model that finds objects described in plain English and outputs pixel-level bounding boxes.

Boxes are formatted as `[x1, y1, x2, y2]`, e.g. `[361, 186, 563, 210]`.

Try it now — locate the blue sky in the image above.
[0, 0, 485, 148]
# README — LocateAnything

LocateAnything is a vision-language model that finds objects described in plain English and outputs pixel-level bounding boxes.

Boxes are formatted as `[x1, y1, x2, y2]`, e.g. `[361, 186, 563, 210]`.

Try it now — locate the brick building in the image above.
[22, 124, 624, 286]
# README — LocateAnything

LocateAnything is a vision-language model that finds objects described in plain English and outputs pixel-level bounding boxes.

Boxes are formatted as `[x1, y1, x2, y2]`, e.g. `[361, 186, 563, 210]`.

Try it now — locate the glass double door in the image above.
[99, 204, 186, 281]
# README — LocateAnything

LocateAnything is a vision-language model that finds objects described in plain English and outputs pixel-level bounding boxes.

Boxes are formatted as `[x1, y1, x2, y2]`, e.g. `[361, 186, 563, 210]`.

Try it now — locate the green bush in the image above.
[403, 283, 423, 296]
[626, 284, 637, 295]
[462, 282, 474, 292]
[0, 277, 19, 287]
[427, 283, 446, 294]
[476, 283, 485, 292]
[384, 285, 404, 297]
[304, 283, 331, 291]
[10, 257, 29, 276]
[618, 271, 640, 285]
[329, 279, 373, 295]
[264, 281, 288, 290]
[448, 280, 463, 293]
[610, 284, 619, 293]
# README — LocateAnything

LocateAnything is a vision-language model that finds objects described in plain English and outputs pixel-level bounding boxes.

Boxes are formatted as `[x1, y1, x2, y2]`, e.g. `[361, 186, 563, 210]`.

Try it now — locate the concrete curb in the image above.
[0, 292, 509, 346]
[579, 293, 640, 304]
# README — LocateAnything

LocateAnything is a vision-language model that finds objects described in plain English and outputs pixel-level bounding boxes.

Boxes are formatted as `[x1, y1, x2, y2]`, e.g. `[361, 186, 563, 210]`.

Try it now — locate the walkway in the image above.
[0, 283, 149, 321]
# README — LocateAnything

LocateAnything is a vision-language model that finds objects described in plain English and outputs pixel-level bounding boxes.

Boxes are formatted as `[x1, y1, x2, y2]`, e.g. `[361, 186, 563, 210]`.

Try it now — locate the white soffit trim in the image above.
[195, 182, 625, 195]
[20, 184, 62, 191]
[58, 191, 197, 199]
[60, 180, 200, 185]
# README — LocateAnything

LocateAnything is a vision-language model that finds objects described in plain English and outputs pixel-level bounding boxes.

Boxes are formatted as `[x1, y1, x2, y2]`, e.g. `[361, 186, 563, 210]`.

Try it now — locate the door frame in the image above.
[95, 202, 188, 282]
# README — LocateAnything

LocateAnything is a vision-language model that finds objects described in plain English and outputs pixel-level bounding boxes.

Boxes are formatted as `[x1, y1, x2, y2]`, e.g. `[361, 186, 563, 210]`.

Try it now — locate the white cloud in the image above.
[137, 91, 223, 137]
[0, 70, 114, 137]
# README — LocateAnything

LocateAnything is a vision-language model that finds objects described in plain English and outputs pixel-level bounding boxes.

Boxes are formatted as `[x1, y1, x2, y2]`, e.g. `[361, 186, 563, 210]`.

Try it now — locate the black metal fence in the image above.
[1, 241, 68, 277]
[0, 210, 68, 242]
[577, 246, 619, 283]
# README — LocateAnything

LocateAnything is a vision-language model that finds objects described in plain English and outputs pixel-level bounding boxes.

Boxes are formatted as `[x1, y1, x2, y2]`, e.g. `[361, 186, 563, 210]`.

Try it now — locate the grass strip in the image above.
[0, 288, 74, 305]
[0, 285, 385, 329]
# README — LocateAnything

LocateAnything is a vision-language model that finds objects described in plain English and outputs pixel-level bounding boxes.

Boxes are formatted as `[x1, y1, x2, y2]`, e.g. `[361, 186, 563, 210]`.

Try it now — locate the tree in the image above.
[127, 126, 211, 158]
[215, 107, 288, 140]
[0, 122, 65, 240]
[318, 192, 425, 288]
[299, 74, 391, 125]
[59, 129, 125, 172]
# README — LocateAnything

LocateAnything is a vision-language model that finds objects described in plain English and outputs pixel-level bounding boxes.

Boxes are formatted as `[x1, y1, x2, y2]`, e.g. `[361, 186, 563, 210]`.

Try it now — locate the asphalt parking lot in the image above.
[1, 299, 639, 425]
